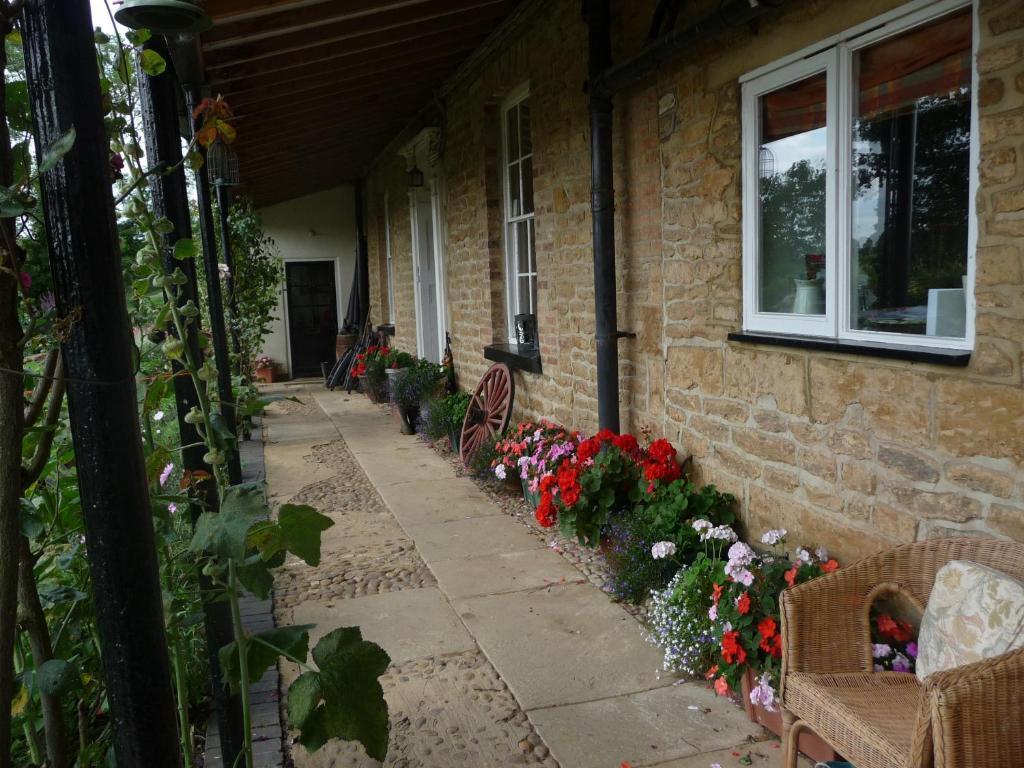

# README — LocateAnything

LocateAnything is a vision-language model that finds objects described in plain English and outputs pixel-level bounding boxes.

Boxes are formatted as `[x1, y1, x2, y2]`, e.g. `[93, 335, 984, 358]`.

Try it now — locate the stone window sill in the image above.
[483, 343, 543, 374]
[727, 331, 971, 367]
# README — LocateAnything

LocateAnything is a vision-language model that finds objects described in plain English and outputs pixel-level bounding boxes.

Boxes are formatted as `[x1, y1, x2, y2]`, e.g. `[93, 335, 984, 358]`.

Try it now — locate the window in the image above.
[741, 1, 975, 349]
[384, 190, 395, 324]
[502, 84, 536, 342]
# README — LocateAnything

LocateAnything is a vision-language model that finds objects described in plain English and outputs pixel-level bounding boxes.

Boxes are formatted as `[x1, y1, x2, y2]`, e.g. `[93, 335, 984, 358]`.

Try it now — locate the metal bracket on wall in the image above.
[617, 330, 637, 339]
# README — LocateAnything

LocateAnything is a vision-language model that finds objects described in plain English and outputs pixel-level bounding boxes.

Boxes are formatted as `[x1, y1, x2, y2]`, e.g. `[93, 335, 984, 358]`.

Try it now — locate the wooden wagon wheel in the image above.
[459, 363, 515, 467]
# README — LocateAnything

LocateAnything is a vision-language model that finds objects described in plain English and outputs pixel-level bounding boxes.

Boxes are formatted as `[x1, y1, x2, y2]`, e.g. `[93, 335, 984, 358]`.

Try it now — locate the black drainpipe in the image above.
[587, 0, 619, 433]
[354, 179, 371, 328]
[585, 0, 780, 432]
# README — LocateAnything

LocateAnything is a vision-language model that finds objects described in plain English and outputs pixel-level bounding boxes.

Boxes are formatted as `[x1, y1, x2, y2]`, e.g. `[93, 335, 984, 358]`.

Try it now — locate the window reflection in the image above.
[851, 10, 971, 337]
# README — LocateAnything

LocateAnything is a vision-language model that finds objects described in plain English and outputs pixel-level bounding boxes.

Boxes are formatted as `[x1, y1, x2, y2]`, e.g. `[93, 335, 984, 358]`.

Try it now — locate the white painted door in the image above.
[412, 187, 441, 362]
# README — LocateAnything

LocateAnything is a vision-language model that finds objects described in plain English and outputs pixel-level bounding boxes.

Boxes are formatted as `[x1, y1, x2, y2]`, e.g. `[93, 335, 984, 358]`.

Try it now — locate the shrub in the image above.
[605, 471, 735, 603]
[420, 391, 471, 444]
[392, 359, 445, 409]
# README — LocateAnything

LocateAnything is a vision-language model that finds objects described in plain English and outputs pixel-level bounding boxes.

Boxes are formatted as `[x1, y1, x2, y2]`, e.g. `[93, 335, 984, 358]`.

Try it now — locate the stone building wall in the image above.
[362, 0, 1024, 563]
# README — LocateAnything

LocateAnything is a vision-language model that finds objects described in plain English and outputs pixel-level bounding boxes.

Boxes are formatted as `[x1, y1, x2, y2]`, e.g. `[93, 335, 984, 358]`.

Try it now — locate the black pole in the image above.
[21, 3, 182, 765]
[354, 179, 370, 328]
[587, 0, 620, 433]
[214, 184, 242, 365]
[137, 39, 244, 764]
[186, 87, 243, 487]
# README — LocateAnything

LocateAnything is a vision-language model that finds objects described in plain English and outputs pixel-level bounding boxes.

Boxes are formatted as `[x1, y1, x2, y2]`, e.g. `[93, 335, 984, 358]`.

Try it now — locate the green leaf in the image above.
[234, 551, 284, 599]
[94, 30, 110, 44]
[295, 627, 391, 758]
[5, 82, 30, 134]
[0, 187, 29, 218]
[153, 217, 175, 234]
[39, 126, 77, 173]
[190, 508, 257, 561]
[36, 659, 78, 695]
[277, 504, 333, 566]
[287, 671, 321, 729]
[172, 238, 196, 261]
[139, 48, 166, 76]
[126, 28, 152, 46]
[219, 625, 313, 690]
[209, 411, 238, 447]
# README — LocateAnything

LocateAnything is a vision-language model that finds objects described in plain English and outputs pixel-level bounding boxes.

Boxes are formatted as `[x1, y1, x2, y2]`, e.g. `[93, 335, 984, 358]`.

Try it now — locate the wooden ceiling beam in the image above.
[235, 127, 403, 164]
[201, 0, 508, 67]
[224, 53, 465, 110]
[218, 41, 475, 99]
[206, 12, 496, 83]
[228, 80, 433, 123]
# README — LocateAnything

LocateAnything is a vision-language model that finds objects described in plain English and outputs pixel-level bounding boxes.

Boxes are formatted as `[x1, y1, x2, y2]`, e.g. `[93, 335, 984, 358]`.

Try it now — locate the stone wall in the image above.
[361, 0, 1024, 563]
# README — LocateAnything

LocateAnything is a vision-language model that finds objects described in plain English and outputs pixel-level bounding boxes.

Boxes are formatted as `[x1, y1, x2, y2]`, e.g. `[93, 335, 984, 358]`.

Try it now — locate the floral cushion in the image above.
[916, 559, 1024, 680]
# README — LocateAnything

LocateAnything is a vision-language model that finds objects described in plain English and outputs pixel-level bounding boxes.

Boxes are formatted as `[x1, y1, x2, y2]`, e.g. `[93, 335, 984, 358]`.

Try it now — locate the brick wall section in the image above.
[360, 0, 1024, 563]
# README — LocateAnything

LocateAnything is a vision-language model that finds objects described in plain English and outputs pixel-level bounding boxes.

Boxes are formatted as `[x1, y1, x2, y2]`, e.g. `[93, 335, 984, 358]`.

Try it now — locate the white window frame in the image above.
[740, 0, 977, 351]
[383, 190, 395, 324]
[501, 82, 536, 343]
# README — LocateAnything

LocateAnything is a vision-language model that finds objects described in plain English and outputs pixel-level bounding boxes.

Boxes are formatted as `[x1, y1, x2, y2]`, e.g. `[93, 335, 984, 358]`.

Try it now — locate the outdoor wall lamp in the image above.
[407, 148, 425, 188]
[114, 0, 212, 34]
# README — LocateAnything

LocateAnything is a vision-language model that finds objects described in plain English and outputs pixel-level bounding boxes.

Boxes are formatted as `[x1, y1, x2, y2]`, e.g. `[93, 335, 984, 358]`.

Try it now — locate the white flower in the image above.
[760, 528, 787, 546]
[816, 546, 829, 562]
[796, 547, 812, 563]
[710, 525, 738, 542]
[494, 464, 507, 480]
[692, 519, 713, 533]
[727, 541, 755, 565]
[153, 410, 164, 421]
[708, 603, 718, 620]
[168, 503, 178, 515]
[651, 541, 677, 560]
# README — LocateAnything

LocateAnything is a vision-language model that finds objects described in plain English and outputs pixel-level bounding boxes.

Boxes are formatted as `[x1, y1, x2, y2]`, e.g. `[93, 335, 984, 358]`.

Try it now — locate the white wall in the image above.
[259, 185, 356, 377]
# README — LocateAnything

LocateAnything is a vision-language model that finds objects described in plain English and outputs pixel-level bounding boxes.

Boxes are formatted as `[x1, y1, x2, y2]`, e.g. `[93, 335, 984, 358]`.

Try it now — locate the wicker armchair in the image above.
[779, 537, 1024, 768]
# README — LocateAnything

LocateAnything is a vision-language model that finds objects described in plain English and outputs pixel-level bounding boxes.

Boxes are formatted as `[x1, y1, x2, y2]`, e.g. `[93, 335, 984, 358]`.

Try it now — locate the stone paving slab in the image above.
[290, 587, 476, 667]
[528, 683, 768, 768]
[430, 548, 586, 600]
[454, 582, 667, 710]
[405, 515, 548, 563]
[374, 477, 502, 526]
[644, 741, 814, 768]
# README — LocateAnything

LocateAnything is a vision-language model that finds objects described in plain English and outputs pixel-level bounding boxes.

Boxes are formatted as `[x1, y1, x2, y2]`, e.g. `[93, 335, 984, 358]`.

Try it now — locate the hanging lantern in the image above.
[207, 138, 240, 187]
[407, 148, 424, 188]
[114, 0, 213, 34]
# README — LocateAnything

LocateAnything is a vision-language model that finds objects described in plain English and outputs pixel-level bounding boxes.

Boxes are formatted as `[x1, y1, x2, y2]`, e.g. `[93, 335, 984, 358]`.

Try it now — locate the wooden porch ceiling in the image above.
[201, 0, 522, 207]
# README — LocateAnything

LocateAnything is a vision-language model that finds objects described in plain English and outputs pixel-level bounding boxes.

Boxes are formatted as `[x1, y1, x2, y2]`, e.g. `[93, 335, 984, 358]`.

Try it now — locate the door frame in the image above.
[281, 256, 344, 377]
[401, 128, 448, 362]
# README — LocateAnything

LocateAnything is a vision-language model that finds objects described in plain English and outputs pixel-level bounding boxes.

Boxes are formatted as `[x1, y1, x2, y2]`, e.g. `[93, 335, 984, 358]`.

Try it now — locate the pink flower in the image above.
[18, 272, 31, 291]
[159, 462, 174, 487]
[748, 673, 778, 712]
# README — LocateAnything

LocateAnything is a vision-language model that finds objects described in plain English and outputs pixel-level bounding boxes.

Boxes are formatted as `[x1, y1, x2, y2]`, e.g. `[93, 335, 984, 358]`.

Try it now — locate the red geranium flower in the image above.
[560, 484, 580, 506]
[876, 614, 913, 643]
[736, 591, 751, 615]
[712, 582, 724, 605]
[721, 631, 746, 665]
[758, 617, 777, 642]
[539, 474, 556, 493]
[714, 676, 730, 696]
[535, 494, 557, 527]
[822, 559, 840, 573]
[784, 564, 799, 587]
[611, 433, 639, 454]
[647, 438, 677, 463]
[577, 437, 601, 462]
[594, 428, 615, 442]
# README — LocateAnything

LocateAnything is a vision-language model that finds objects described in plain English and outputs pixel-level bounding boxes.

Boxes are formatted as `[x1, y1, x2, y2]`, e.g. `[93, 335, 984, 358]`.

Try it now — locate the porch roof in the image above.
[199, 0, 522, 207]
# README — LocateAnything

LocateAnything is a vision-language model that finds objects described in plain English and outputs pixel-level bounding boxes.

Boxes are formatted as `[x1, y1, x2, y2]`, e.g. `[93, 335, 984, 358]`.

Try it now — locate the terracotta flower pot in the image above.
[254, 364, 276, 383]
[740, 669, 839, 763]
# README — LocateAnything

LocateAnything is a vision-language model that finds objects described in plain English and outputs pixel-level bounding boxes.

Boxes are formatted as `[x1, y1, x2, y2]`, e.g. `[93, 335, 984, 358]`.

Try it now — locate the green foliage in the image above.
[420, 391, 471, 443]
[605, 482, 735, 604]
[225, 196, 284, 381]
[219, 625, 313, 691]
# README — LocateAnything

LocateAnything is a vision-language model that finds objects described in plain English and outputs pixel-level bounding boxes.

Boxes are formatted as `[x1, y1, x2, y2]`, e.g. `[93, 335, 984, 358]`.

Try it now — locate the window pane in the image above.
[518, 274, 535, 314]
[519, 99, 532, 155]
[515, 219, 530, 274]
[528, 219, 536, 272]
[507, 161, 521, 218]
[521, 155, 534, 215]
[850, 9, 971, 337]
[758, 73, 828, 315]
[506, 104, 519, 160]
